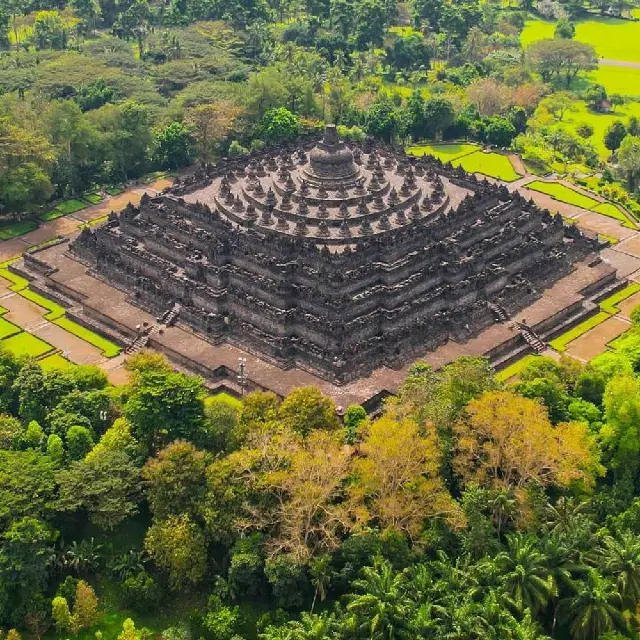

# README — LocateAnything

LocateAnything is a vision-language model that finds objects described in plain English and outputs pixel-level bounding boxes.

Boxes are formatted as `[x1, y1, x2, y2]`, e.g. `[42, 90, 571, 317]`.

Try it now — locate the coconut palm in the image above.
[495, 533, 556, 616]
[561, 569, 628, 640]
[600, 530, 640, 608]
[346, 557, 412, 639]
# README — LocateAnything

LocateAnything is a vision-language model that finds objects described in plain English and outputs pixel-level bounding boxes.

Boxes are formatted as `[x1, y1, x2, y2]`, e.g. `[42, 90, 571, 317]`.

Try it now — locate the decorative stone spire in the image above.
[378, 213, 391, 230]
[339, 202, 350, 219]
[318, 220, 330, 238]
[318, 202, 329, 218]
[359, 218, 373, 235]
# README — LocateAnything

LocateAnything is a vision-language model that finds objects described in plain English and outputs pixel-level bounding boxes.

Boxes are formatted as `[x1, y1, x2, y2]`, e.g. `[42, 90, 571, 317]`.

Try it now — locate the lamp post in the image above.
[237, 357, 248, 397]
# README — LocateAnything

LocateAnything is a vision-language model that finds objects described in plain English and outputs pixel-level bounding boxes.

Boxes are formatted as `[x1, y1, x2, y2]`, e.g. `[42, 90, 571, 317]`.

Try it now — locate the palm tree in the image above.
[495, 533, 556, 617]
[346, 557, 412, 639]
[561, 569, 628, 640]
[309, 554, 332, 613]
[600, 531, 640, 608]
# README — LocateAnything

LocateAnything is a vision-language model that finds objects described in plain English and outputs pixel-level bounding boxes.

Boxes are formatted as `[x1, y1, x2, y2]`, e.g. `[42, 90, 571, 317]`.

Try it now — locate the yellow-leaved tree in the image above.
[453, 391, 602, 492]
[348, 416, 465, 538]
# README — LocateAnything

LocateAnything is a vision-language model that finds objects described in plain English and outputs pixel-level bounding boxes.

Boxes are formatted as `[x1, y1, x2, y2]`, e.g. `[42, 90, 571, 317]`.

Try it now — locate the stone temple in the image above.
[57, 124, 612, 389]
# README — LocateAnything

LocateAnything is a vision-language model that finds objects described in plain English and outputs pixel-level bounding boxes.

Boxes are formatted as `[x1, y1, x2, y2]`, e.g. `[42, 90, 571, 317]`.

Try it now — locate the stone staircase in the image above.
[518, 325, 546, 353]
[487, 301, 509, 323]
[125, 333, 149, 355]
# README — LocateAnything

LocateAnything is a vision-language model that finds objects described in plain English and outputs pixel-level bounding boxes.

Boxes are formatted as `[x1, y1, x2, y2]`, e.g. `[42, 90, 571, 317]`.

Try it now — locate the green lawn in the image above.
[0, 265, 121, 357]
[53, 317, 122, 358]
[526, 181, 601, 209]
[495, 354, 541, 382]
[592, 202, 637, 228]
[40, 198, 88, 221]
[0, 220, 38, 241]
[105, 186, 124, 196]
[599, 282, 640, 314]
[588, 65, 640, 98]
[0, 318, 22, 340]
[83, 193, 104, 204]
[407, 143, 479, 162]
[39, 353, 73, 371]
[549, 311, 612, 352]
[2, 332, 54, 358]
[521, 15, 640, 62]
[452, 150, 521, 181]
[208, 391, 243, 409]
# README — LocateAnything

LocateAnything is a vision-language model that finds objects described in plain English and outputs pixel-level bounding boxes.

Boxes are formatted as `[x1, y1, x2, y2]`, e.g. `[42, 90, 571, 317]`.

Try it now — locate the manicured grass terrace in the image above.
[0, 220, 38, 241]
[548, 283, 640, 352]
[40, 198, 88, 221]
[495, 354, 541, 382]
[0, 265, 122, 358]
[39, 353, 73, 371]
[526, 180, 637, 228]
[2, 332, 54, 358]
[406, 144, 522, 181]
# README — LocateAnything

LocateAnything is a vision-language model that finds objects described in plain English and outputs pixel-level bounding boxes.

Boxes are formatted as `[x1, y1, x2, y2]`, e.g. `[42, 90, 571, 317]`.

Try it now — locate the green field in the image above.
[2, 332, 54, 358]
[495, 354, 541, 382]
[53, 317, 122, 358]
[588, 65, 640, 98]
[41, 198, 88, 221]
[39, 353, 73, 371]
[452, 151, 521, 181]
[406, 143, 479, 162]
[526, 181, 601, 209]
[521, 15, 640, 62]
[0, 318, 22, 340]
[592, 202, 636, 227]
[83, 193, 104, 204]
[599, 282, 640, 314]
[0, 220, 38, 241]
[549, 311, 612, 352]
[406, 144, 521, 181]
[207, 391, 243, 409]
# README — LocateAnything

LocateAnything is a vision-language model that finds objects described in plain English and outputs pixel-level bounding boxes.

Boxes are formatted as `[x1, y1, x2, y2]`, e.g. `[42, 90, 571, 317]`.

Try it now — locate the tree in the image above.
[152, 122, 193, 170]
[555, 17, 575, 38]
[562, 570, 627, 640]
[355, 0, 387, 49]
[346, 558, 412, 639]
[605, 121, 627, 152]
[0, 518, 58, 624]
[527, 39, 597, 87]
[616, 135, 640, 191]
[278, 387, 339, 437]
[124, 369, 206, 451]
[259, 107, 300, 143]
[56, 449, 141, 530]
[141, 440, 207, 519]
[496, 534, 555, 615]
[453, 391, 601, 492]
[423, 97, 455, 140]
[0, 451, 56, 527]
[585, 84, 608, 112]
[600, 531, 640, 608]
[349, 416, 463, 537]
[344, 405, 367, 445]
[73, 580, 99, 630]
[144, 514, 207, 589]
[51, 596, 73, 633]
[0, 415, 23, 450]
[203, 396, 243, 453]
[485, 117, 516, 147]
[366, 99, 402, 142]
[114, 0, 150, 55]
[46, 434, 65, 465]
[22, 421, 45, 451]
[264, 553, 310, 609]
[66, 425, 94, 461]
[117, 619, 141, 640]
[467, 79, 512, 118]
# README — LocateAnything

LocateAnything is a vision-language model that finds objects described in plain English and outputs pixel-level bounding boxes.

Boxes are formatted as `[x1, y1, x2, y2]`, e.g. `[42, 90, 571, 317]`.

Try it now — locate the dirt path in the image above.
[599, 58, 640, 69]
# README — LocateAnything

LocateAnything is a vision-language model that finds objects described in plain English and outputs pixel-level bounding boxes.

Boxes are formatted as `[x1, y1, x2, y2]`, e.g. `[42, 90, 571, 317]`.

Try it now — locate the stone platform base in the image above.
[18, 242, 617, 410]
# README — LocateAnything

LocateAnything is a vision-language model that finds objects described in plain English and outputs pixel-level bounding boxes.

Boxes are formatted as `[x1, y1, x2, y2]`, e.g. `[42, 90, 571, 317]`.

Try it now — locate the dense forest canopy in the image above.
[2, 308, 640, 638]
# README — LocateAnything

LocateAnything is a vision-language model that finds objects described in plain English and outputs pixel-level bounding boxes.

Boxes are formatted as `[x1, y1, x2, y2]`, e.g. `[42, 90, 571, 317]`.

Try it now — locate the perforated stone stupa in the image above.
[70, 125, 600, 384]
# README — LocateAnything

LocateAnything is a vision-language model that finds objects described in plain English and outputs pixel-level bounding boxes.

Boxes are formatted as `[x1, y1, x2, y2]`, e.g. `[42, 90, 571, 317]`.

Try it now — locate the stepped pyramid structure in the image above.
[68, 125, 602, 385]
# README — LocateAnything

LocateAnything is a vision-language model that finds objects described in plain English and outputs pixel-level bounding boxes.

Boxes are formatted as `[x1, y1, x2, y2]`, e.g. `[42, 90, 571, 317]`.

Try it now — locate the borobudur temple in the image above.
[70, 125, 601, 384]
